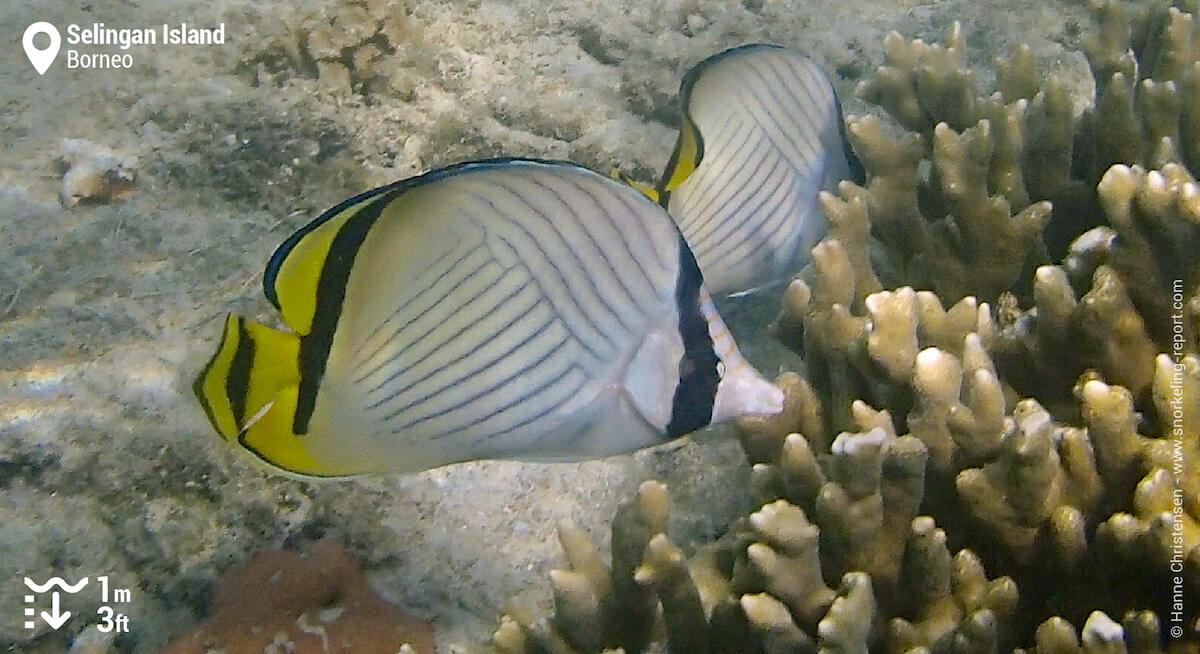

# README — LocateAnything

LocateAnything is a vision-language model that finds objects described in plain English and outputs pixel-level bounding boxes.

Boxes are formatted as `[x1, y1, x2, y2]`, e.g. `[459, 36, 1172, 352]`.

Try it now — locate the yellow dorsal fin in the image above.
[262, 186, 393, 335]
[656, 115, 704, 206]
[610, 167, 661, 203]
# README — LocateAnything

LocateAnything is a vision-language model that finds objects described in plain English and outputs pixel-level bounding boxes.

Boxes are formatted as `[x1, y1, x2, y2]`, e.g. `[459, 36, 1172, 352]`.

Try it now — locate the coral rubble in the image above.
[58, 138, 137, 208]
[479, 2, 1200, 652]
[158, 540, 434, 654]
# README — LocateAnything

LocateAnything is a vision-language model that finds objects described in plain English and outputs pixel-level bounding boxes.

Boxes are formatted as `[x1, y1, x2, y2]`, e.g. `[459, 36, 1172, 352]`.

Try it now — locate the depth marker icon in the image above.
[23, 577, 88, 631]
[23, 595, 35, 630]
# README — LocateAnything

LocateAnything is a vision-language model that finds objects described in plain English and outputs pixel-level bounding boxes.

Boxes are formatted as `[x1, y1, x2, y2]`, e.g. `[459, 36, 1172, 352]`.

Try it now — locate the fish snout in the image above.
[712, 365, 785, 423]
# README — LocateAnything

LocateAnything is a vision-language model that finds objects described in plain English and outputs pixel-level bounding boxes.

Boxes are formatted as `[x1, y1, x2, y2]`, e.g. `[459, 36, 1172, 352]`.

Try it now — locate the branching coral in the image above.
[158, 540, 435, 654]
[763, 0, 1200, 644]
[793, 0, 1200, 445]
[482, 325, 1195, 653]
[477, 2, 1200, 652]
[994, 163, 1198, 409]
[849, 23, 1054, 303]
[851, 1, 1200, 326]
[487, 477, 1018, 654]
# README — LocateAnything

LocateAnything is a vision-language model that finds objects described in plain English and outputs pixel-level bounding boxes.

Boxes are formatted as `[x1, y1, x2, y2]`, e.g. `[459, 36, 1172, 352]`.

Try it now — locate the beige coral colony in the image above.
[481, 1, 1200, 653]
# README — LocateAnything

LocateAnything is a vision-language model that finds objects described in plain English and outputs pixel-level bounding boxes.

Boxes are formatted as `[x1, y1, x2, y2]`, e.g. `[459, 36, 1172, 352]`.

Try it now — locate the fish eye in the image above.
[717, 361, 726, 378]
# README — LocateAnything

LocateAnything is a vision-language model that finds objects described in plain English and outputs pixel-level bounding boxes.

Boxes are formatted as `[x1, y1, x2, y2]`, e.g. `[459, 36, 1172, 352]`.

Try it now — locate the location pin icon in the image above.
[23, 22, 61, 75]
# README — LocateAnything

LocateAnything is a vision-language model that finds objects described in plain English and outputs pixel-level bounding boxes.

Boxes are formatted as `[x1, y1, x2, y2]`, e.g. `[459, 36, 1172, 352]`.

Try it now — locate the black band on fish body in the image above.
[293, 189, 400, 435]
[263, 183, 401, 313]
[666, 237, 720, 438]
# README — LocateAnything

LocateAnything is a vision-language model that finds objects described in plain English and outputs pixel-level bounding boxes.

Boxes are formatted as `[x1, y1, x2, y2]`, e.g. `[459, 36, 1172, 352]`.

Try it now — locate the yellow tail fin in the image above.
[193, 314, 341, 478]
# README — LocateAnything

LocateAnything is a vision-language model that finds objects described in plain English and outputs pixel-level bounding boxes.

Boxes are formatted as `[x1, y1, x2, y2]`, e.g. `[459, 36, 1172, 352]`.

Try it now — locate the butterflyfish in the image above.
[652, 44, 863, 296]
[194, 158, 784, 478]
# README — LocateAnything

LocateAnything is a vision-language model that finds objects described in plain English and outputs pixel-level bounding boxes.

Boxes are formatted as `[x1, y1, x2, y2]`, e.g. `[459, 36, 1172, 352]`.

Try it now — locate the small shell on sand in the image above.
[58, 138, 137, 208]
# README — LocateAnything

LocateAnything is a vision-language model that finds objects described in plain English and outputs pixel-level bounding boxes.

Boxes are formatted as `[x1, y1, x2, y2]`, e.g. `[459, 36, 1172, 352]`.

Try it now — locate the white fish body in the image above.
[658, 45, 862, 296]
[194, 159, 783, 477]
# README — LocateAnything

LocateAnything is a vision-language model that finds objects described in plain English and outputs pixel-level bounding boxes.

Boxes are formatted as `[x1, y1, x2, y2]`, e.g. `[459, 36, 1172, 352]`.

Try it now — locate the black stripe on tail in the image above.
[227, 319, 254, 427]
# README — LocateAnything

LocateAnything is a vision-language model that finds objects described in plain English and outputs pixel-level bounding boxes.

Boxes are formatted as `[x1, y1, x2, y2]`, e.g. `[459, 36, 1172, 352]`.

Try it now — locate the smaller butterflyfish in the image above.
[194, 158, 784, 478]
[648, 44, 864, 297]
